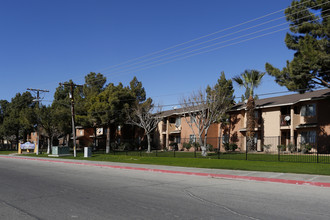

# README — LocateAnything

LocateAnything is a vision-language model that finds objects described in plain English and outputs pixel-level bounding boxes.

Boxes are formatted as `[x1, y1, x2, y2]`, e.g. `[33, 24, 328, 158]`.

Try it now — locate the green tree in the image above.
[0, 100, 9, 148]
[266, 0, 330, 91]
[3, 92, 35, 149]
[89, 82, 134, 153]
[52, 82, 73, 145]
[233, 69, 265, 151]
[233, 69, 265, 101]
[76, 72, 107, 128]
[129, 76, 146, 103]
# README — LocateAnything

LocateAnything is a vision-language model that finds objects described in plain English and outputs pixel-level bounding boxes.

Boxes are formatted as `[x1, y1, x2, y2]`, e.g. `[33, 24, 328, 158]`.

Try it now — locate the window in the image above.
[301, 104, 316, 116]
[175, 117, 181, 127]
[222, 134, 229, 144]
[189, 134, 196, 143]
[174, 136, 181, 143]
[254, 110, 259, 119]
[301, 131, 316, 144]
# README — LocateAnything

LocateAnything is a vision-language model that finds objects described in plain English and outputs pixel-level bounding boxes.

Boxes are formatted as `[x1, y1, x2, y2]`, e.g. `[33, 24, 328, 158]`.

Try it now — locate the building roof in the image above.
[157, 89, 330, 117]
[232, 88, 330, 111]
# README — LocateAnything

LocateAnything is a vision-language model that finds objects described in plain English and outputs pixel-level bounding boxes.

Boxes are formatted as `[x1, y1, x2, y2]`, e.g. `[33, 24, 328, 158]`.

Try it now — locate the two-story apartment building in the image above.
[155, 107, 221, 151]
[155, 89, 330, 153]
[227, 88, 330, 152]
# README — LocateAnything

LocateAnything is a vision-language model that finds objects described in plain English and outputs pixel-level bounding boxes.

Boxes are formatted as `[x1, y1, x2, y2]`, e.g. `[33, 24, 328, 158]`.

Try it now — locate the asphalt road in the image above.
[0, 157, 330, 220]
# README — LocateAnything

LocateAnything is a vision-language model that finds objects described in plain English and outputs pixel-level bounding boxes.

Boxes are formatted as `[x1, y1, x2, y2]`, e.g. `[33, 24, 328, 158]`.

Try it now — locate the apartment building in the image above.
[227, 88, 330, 152]
[155, 107, 221, 151]
[156, 89, 330, 153]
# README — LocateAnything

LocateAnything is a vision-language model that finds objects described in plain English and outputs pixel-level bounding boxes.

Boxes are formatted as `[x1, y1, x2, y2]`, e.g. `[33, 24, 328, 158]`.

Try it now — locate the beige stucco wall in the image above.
[262, 107, 281, 136]
[262, 107, 281, 151]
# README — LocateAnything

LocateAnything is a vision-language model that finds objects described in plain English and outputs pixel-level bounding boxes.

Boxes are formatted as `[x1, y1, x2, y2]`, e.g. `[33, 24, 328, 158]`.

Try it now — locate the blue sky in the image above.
[0, 0, 297, 109]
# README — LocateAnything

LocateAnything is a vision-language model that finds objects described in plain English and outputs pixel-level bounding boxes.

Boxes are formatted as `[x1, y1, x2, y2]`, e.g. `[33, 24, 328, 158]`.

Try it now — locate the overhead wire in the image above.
[28, 0, 329, 108]
[99, 13, 329, 79]
[66, 0, 328, 86]
[98, 0, 329, 75]
[95, 0, 313, 73]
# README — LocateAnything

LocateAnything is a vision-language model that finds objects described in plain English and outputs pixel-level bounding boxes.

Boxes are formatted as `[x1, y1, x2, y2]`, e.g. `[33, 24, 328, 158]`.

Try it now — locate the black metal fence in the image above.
[3, 135, 329, 164]
[88, 135, 330, 164]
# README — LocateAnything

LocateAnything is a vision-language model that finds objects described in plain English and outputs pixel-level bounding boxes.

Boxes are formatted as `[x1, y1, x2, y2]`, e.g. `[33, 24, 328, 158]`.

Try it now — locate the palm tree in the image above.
[233, 69, 265, 151]
[233, 69, 265, 101]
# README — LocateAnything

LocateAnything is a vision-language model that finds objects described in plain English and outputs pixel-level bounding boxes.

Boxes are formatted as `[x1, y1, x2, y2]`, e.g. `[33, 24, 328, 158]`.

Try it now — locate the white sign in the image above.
[21, 142, 35, 150]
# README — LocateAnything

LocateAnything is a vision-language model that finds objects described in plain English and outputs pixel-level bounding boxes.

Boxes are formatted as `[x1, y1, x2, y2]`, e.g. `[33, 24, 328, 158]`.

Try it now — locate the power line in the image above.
[29, 0, 326, 91]
[98, 1, 329, 75]
[63, 1, 328, 86]
[95, 0, 313, 74]
[100, 12, 329, 78]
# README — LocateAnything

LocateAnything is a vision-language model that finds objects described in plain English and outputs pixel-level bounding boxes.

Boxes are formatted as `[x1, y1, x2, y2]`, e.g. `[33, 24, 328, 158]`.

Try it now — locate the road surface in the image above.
[0, 156, 329, 219]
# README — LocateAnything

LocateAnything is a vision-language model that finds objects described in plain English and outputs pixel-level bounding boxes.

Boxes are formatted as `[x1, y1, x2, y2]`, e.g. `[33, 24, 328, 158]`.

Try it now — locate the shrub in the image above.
[207, 144, 214, 152]
[287, 143, 296, 152]
[192, 142, 200, 150]
[224, 143, 238, 151]
[183, 142, 191, 151]
[277, 145, 286, 151]
[229, 143, 238, 151]
[300, 143, 312, 154]
[224, 143, 230, 151]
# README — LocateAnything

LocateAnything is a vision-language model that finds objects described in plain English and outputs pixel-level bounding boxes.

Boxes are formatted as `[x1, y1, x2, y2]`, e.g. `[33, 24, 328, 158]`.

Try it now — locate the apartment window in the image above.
[174, 136, 181, 144]
[301, 131, 316, 144]
[301, 104, 316, 116]
[175, 117, 181, 127]
[222, 134, 229, 144]
[254, 110, 259, 119]
[189, 134, 196, 143]
[80, 130, 83, 135]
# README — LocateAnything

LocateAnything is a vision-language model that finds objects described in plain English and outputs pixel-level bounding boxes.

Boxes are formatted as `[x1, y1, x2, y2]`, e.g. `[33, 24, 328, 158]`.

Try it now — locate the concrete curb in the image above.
[2, 155, 330, 188]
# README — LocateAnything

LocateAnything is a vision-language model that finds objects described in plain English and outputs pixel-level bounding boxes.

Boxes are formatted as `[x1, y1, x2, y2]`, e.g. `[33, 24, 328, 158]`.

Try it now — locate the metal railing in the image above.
[87, 135, 330, 164]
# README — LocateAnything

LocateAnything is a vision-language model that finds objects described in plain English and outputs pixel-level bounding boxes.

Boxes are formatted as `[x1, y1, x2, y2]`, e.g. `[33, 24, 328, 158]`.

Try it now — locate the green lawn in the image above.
[17, 151, 330, 176]
[0, 151, 16, 155]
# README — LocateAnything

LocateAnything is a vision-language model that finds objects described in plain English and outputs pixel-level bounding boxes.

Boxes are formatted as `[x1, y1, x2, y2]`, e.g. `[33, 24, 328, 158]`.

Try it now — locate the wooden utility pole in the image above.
[27, 88, 49, 155]
[59, 82, 83, 157]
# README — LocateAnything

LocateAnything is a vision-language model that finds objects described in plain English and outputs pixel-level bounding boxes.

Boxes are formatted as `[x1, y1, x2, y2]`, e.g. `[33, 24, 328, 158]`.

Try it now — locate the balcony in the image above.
[280, 115, 291, 127]
[162, 123, 181, 134]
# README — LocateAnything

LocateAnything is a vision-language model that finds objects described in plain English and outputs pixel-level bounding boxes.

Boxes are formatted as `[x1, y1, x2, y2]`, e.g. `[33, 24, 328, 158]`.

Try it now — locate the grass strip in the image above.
[15, 152, 330, 176]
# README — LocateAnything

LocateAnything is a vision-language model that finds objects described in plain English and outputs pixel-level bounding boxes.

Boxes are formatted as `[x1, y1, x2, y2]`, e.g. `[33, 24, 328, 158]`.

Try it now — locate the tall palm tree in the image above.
[233, 69, 265, 101]
[233, 69, 265, 151]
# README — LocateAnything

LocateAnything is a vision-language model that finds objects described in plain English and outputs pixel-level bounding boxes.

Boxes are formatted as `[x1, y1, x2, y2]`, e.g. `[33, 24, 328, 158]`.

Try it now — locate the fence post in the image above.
[245, 138, 248, 160]
[194, 137, 197, 158]
[174, 149, 176, 158]
[218, 137, 220, 159]
[317, 136, 319, 163]
[140, 148, 142, 157]
[278, 136, 280, 162]
[156, 149, 158, 157]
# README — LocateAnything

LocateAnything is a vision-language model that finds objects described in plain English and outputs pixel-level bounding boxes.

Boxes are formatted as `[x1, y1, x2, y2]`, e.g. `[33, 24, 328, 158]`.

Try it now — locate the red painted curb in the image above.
[1, 155, 330, 188]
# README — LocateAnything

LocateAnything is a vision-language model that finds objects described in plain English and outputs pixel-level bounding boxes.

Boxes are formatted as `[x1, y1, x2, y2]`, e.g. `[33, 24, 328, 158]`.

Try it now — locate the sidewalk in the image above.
[2, 155, 330, 187]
